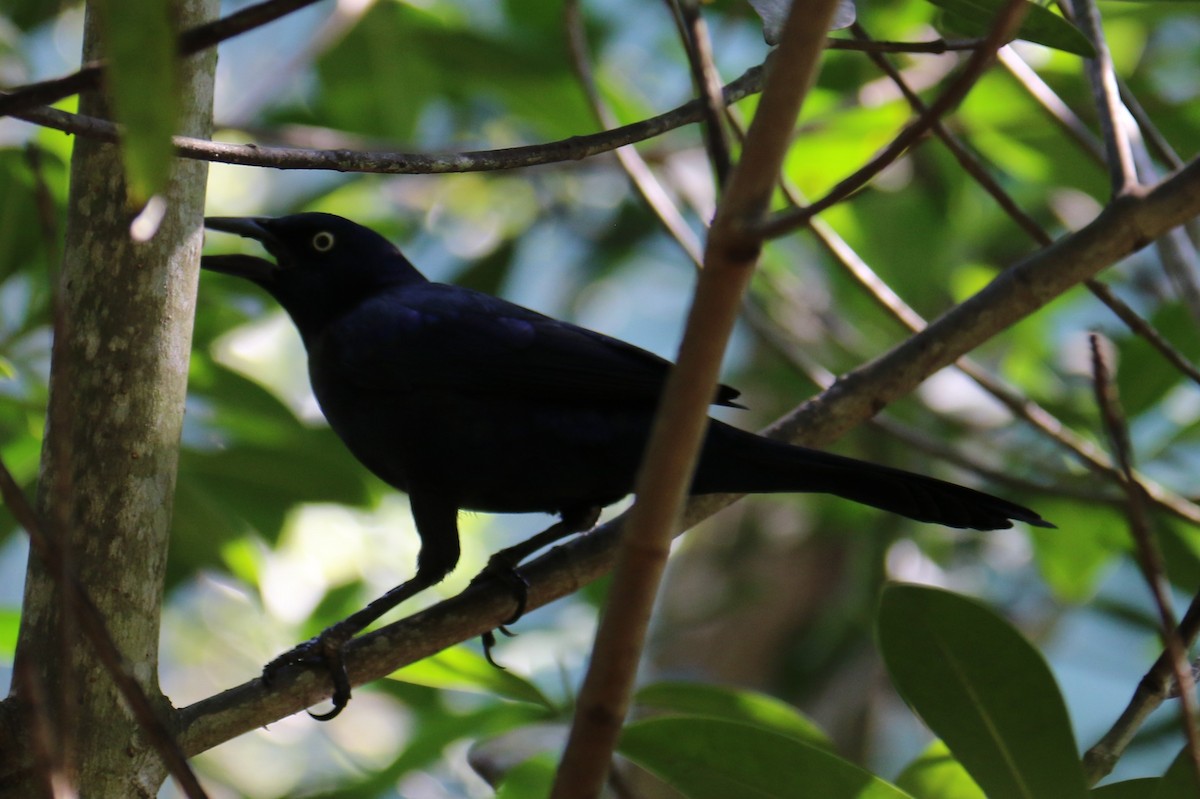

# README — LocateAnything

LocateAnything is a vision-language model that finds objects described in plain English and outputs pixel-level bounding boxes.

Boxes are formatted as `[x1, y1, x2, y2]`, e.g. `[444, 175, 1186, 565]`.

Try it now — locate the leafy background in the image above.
[3, 0, 1200, 796]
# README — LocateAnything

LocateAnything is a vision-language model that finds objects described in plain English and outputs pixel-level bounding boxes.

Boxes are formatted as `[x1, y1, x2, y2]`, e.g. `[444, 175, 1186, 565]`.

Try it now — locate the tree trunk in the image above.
[3, 0, 216, 794]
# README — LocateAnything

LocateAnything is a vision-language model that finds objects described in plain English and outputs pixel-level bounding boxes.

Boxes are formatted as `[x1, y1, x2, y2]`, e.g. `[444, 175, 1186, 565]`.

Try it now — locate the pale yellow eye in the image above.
[312, 231, 335, 252]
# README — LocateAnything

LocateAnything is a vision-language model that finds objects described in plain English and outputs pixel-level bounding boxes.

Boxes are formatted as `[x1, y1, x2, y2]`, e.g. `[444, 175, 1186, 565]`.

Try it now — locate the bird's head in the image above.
[202, 213, 425, 332]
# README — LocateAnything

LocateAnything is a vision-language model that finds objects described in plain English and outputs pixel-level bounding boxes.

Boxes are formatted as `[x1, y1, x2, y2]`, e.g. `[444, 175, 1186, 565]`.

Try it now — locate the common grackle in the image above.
[201, 212, 1051, 718]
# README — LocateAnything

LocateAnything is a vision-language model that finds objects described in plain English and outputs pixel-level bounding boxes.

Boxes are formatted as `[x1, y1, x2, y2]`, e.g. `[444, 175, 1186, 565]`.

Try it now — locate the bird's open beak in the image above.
[201, 217, 285, 284]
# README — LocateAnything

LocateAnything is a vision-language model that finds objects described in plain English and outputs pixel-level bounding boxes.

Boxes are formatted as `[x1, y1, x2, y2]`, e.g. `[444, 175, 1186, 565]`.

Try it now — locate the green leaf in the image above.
[618, 717, 914, 799]
[1116, 304, 1200, 417]
[0, 607, 19, 664]
[1156, 745, 1200, 798]
[390, 645, 555, 709]
[94, 0, 180, 204]
[896, 740, 987, 799]
[308, 3, 593, 141]
[1029, 503, 1125, 602]
[635, 681, 830, 749]
[878, 585, 1088, 799]
[494, 753, 557, 799]
[927, 0, 1096, 57]
[1092, 778, 1161, 798]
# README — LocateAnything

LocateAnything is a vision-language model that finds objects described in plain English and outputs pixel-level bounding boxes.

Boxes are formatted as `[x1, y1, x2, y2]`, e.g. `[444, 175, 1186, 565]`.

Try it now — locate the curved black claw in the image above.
[471, 555, 530, 669]
[480, 624, 520, 668]
[262, 624, 354, 721]
[470, 555, 532, 625]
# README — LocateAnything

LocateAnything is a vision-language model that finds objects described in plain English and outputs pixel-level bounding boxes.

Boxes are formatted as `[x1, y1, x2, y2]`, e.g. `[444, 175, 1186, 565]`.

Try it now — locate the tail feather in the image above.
[692, 421, 1053, 532]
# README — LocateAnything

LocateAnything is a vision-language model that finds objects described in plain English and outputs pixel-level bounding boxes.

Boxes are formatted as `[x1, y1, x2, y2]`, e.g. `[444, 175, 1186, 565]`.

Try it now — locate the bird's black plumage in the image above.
[201, 212, 1052, 716]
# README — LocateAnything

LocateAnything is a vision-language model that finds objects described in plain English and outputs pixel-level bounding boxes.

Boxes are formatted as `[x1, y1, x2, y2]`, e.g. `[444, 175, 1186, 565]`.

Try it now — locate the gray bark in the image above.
[4, 0, 217, 794]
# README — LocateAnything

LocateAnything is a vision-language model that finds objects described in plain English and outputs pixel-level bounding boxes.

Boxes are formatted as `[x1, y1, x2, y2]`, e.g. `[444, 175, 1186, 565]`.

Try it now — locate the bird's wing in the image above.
[328, 283, 743, 407]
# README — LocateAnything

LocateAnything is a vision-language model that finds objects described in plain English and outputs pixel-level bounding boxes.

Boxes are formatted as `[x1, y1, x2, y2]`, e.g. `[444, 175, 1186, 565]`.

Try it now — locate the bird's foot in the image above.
[470, 552, 532, 666]
[470, 507, 602, 666]
[472, 549, 533, 623]
[262, 621, 356, 721]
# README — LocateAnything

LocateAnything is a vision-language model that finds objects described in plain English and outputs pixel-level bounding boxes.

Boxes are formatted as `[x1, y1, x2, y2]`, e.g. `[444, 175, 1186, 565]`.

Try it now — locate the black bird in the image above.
[201, 212, 1052, 717]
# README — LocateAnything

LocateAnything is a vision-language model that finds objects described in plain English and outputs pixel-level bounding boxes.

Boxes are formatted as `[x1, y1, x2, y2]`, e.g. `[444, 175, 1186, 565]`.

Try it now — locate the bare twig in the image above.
[826, 36, 984, 53]
[564, 0, 704, 266]
[1085, 335, 1200, 785]
[997, 46, 1103, 162]
[672, 0, 733, 185]
[1084, 590, 1200, 784]
[1067, 0, 1137, 194]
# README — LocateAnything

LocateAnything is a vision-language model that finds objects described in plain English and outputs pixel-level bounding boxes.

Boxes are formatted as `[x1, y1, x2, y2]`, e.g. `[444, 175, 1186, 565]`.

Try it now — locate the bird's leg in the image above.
[263, 574, 440, 719]
[473, 506, 601, 664]
[263, 492, 460, 720]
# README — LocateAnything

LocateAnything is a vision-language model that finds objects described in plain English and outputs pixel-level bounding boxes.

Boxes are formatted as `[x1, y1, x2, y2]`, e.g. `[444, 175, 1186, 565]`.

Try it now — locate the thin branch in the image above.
[0, 459, 209, 799]
[672, 0, 733, 185]
[564, 0, 705, 266]
[551, 0, 843, 794]
[1066, 0, 1138, 194]
[1084, 590, 1200, 784]
[826, 36, 985, 53]
[757, 0, 1029, 239]
[174, 153, 1200, 754]
[1086, 335, 1200, 785]
[997, 46, 1104, 162]
[13, 65, 766, 174]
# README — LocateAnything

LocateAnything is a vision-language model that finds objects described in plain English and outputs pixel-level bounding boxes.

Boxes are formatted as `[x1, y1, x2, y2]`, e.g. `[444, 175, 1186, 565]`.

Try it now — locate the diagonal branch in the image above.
[1066, 0, 1138, 194]
[1086, 335, 1200, 785]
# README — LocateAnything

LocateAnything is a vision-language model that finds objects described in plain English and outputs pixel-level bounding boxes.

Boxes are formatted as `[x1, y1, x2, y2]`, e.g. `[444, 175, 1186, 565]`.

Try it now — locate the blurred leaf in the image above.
[494, 753, 557, 799]
[305, 680, 550, 799]
[0, 149, 60, 285]
[1030, 501, 1125, 602]
[878, 585, 1088, 799]
[391, 645, 555, 709]
[1158, 517, 1200, 590]
[1115, 303, 1200, 418]
[1091, 778, 1161, 798]
[308, 3, 593, 141]
[618, 717, 913, 799]
[634, 680, 830, 748]
[1157, 745, 1200, 798]
[895, 740, 986, 799]
[928, 0, 1095, 56]
[170, 387, 374, 584]
[783, 102, 909, 199]
[2, 0, 63, 30]
[0, 607, 18, 664]
[94, 0, 180, 204]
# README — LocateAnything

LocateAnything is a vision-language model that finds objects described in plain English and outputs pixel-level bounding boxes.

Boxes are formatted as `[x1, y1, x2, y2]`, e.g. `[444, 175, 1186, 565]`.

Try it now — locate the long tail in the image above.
[691, 421, 1053, 531]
